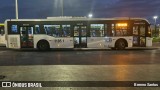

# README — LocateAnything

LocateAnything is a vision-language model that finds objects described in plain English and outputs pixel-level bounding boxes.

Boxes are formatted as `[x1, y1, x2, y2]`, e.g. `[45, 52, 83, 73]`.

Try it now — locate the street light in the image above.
[153, 16, 158, 24]
[153, 16, 158, 36]
[88, 13, 93, 18]
[15, 0, 19, 19]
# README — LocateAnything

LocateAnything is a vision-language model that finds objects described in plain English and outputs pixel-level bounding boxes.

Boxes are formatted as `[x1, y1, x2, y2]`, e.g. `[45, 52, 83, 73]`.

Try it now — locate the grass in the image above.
[152, 37, 160, 42]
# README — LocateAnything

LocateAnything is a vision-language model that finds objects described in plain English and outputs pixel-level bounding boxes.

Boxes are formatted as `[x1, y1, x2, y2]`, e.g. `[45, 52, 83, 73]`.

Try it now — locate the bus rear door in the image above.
[20, 26, 34, 48]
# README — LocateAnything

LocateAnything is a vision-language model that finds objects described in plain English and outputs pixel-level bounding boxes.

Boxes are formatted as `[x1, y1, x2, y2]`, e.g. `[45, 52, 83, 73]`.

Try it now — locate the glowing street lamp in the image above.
[153, 16, 158, 24]
[88, 13, 93, 18]
[153, 16, 158, 36]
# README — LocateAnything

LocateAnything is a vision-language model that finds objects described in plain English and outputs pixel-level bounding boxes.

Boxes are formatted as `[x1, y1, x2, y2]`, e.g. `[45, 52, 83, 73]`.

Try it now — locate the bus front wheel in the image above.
[37, 40, 50, 51]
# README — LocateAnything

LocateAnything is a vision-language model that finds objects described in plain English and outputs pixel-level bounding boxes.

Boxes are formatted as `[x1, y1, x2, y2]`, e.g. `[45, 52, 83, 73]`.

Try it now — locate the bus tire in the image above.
[37, 40, 50, 51]
[111, 47, 116, 50]
[115, 39, 126, 50]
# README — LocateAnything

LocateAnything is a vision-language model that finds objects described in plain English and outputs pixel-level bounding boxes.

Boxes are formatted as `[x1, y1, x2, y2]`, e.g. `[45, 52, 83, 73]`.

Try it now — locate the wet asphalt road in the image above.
[0, 48, 160, 66]
[0, 48, 160, 90]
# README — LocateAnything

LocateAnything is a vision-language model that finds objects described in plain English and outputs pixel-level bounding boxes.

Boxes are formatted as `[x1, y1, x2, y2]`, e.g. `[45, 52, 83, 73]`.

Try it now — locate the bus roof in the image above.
[5, 17, 150, 24]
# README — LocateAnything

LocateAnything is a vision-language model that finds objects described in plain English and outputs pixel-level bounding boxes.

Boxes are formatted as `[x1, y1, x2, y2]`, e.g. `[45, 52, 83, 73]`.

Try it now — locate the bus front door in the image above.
[20, 26, 34, 48]
[133, 25, 146, 47]
[74, 26, 87, 48]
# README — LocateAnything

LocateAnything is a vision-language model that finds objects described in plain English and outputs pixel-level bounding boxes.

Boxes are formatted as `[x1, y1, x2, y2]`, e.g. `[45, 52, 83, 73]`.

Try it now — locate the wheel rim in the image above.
[39, 42, 48, 50]
[119, 42, 125, 49]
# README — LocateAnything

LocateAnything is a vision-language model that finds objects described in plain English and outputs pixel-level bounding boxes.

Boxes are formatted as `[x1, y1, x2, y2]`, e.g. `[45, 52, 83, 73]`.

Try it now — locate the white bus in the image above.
[4, 17, 152, 50]
[0, 23, 6, 46]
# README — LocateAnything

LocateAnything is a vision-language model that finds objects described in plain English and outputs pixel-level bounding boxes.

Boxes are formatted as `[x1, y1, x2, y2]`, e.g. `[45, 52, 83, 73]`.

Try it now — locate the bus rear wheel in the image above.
[115, 40, 126, 50]
[37, 40, 50, 51]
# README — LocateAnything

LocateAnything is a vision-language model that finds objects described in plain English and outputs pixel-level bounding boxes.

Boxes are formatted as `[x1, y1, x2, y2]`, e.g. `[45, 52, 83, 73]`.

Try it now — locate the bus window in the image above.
[0, 26, 4, 35]
[10, 25, 18, 34]
[115, 23, 128, 36]
[140, 26, 145, 36]
[81, 26, 87, 36]
[35, 25, 40, 34]
[133, 26, 138, 35]
[62, 25, 71, 37]
[74, 26, 79, 36]
[1, 29, 4, 35]
[111, 24, 115, 36]
[90, 24, 104, 37]
[44, 25, 61, 37]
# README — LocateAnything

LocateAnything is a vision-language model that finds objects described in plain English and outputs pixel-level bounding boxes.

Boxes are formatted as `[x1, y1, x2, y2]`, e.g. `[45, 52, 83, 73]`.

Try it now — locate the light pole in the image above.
[15, 0, 19, 19]
[153, 16, 158, 37]
[61, 0, 64, 16]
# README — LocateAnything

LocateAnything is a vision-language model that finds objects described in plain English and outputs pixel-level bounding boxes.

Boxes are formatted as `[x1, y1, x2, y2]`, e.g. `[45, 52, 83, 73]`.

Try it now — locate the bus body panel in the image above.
[51, 37, 74, 48]
[34, 35, 74, 48]
[7, 35, 20, 49]
[146, 37, 152, 47]
[0, 35, 6, 46]
[105, 36, 133, 48]
[87, 37, 105, 48]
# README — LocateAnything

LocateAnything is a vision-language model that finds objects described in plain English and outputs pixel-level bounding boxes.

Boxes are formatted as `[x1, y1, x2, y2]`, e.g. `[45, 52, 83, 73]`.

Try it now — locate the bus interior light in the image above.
[117, 23, 127, 26]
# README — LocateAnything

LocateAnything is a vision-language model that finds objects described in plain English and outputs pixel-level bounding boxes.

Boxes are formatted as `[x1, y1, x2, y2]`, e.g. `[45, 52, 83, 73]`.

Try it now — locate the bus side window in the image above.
[140, 26, 145, 36]
[44, 25, 61, 37]
[90, 24, 104, 37]
[62, 25, 71, 37]
[10, 25, 18, 34]
[35, 25, 40, 34]
[111, 24, 115, 36]
[133, 26, 138, 35]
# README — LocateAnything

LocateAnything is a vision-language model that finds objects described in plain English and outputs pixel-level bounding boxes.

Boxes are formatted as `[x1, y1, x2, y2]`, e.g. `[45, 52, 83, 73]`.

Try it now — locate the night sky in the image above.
[0, 0, 160, 24]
